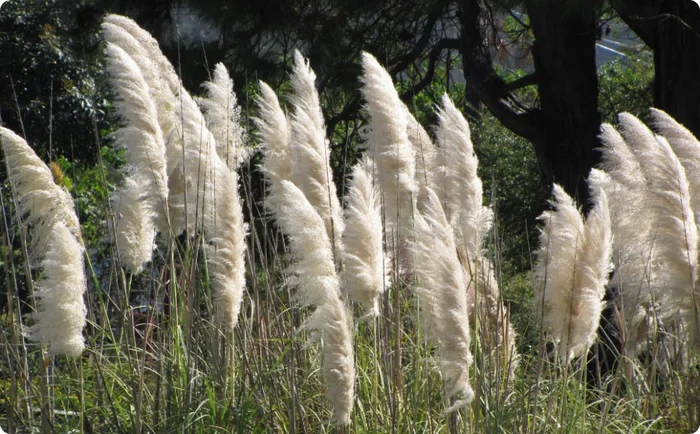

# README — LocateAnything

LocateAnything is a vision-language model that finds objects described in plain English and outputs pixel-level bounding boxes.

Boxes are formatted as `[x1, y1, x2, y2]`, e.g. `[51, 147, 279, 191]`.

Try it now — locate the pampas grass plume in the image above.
[651, 108, 700, 220]
[534, 184, 586, 360]
[274, 180, 354, 424]
[1, 127, 86, 356]
[413, 188, 474, 411]
[405, 105, 437, 201]
[255, 80, 293, 216]
[534, 177, 613, 361]
[435, 93, 492, 264]
[360, 52, 416, 247]
[204, 160, 248, 330]
[30, 222, 87, 356]
[105, 42, 169, 271]
[198, 63, 250, 169]
[341, 158, 387, 317]
[1, 127, 81, 254]
[289, 50, 344, 256]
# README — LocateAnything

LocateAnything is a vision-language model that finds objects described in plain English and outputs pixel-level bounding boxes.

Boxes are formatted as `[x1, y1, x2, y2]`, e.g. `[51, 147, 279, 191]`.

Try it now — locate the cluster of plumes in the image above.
[255, 50, 355, 425]
[360, 53, 518, 409]
[594, 110, 700, 354]
[1, 127, 87, 357]
[102, 15, 248, 330]
[533, 178, 613, 362]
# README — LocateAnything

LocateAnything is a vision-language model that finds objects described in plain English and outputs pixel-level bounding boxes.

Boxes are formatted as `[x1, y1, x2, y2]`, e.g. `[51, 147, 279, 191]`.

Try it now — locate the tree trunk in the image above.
[613, 0, 700, 137]
[527, 0, 603, 207]
[458, 0, 603, 208]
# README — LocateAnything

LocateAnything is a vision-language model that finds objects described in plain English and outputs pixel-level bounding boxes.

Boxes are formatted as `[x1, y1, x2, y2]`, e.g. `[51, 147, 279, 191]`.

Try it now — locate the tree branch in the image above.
[506, 72, 538, 91]
[388, 0, 452, 75]
[399, 38, 460, 101]
[456, 0, 540, 142]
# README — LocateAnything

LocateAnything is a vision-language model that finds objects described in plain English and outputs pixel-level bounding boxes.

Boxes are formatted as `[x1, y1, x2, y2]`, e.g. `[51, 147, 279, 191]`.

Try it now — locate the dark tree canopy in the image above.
[0, 0, 107, 164]
[3, 0, 698, 209]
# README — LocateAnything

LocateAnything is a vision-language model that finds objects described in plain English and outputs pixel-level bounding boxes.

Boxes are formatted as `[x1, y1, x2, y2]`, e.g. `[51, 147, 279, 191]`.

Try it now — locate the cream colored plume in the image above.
[289, 51, 344, 256]
[198, 63, 250, 169]
[435, 93, 492, 267]
[412, 188, 474, 412]
[102, 14, 180, 96]
[105, 42, 169, 271]
[651, 108, 700, 221]
[650, 109, 700, 341]
[111, 177, 156, 272]
[30, 222, 87, 357]
[103, 14, 208, 236]
[620, 115, 698, 319]
[405, 105, 437, 202]
[1, 128, 86, 356]
[341, 158, 387, 317]
[534, 176, 612, 361]
[103, 16, 247, 325]
[576, 169, 613, 358]
[255, 80, 293, 216]
[101, 17, 180, 157]
[1, 127, 81, 254]
[273, 180, 354, 424]
[360, 52, 416, 253]
[534, 185, 585, 361]
[596, 124, 655, 353]
[204, 159, 248, 330]
[178, 76, 247, 329]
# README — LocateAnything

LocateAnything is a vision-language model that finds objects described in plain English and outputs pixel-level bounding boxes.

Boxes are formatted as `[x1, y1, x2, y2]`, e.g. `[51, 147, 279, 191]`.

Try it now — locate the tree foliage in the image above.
[0, 0, 107, 164]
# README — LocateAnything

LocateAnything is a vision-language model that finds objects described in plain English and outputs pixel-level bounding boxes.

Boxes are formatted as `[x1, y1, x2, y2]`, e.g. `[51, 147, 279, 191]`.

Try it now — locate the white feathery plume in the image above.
[274, 180, 354, 425]
[621, 114, 698, 309]
[198, 63, 250, 169]
[341, 158, 388, 317]
[571, 169, 613, 359]
[173, 72, 248, 328]
[204, 159, 248, 330]
[633, 135, 697, 327]
[304, 292, 355, 425]
[105, 42, 169, 270]
[598, 123, 646, 190]
[101, 19, 180, 157]
[360, 52, 417, 253]
[255, 80, 293, 216]
[533, 185, 586, 361]
[651, 108, 700, 223]
[102, 14, 180, 96]
[404, 105, 437, 202]
[596, 124, 656, 353]
[103, 15, 203, 237]
[111, 176, 156, 272]
[650, 108, 700, 341]
[434, 93, 492, 266]
[30, 222, 87, 357]
[168, 88, 220, 235]
[175, 87, 248, 329]
[0, 127, 81, 254]
[412, 188, 474, 412]
[289, 51, 345, 257]
[617, 112, 661, 164]
[1, 127, 86, 356]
